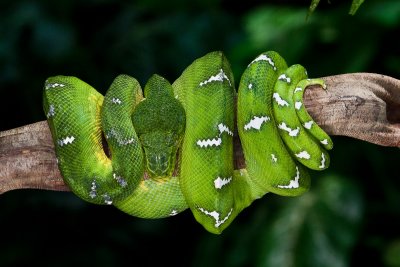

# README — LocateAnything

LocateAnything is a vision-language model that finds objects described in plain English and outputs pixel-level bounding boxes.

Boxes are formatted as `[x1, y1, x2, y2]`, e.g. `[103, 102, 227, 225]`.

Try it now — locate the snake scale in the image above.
[43, 51, 332, 234]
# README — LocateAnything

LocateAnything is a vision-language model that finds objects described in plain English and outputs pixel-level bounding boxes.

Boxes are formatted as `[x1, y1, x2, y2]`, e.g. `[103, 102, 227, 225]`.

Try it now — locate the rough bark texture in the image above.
[1, 73, 399, 194]
[0, 121, 69, 193]
[306, 73, 400, 147]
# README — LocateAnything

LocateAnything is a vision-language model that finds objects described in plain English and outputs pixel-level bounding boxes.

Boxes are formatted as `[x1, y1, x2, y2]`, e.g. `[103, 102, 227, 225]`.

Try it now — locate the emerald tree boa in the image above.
[43, 51, 332, 234]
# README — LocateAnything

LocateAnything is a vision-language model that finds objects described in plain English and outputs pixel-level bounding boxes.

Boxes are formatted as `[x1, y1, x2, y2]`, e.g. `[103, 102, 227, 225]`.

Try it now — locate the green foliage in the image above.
[308, 0, 321, 17]
[0, 0, 399, 266]
[349, 0, 365, 15]
[256, 175, 363, 267]
[192, 175, 363, 267]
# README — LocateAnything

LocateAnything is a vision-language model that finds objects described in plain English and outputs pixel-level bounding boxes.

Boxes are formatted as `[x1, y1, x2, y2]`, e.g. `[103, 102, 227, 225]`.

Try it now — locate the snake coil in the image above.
[43, 51, 332, 234]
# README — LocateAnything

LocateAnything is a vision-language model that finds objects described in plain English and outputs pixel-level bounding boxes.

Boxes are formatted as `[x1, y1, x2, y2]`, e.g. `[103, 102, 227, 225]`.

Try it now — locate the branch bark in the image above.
[1, 73, 399, 194]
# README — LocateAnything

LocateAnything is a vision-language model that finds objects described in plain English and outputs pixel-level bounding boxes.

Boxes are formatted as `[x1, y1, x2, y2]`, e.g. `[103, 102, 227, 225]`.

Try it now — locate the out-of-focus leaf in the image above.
[245, 6, 306, 48]
[349, 0, 365, 15]
[257, 175, 364, 267]
[384, 240, 400, 267]
[308, 0, 321, 18]
[241, 6, 311, 64]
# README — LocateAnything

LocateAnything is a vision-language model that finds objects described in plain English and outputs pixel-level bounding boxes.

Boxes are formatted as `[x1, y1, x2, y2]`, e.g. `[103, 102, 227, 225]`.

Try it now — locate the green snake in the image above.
[43, 51, 332, 234]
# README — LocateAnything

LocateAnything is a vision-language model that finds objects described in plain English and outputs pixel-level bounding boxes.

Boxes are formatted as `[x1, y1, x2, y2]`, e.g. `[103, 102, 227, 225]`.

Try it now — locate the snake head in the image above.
[132, 74, 186, 178]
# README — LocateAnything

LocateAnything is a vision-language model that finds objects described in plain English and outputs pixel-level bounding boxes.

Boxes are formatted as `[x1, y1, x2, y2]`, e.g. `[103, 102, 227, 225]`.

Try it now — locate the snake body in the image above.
[43, 51, 332, 234]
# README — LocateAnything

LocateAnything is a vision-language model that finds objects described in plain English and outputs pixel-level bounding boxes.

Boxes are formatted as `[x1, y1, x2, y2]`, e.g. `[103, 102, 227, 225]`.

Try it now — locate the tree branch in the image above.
[1, 73, 399, 194]
[305, 73, 400, 147]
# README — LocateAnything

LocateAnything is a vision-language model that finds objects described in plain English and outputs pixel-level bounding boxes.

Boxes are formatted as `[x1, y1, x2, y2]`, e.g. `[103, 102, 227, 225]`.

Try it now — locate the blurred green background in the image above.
[1, 0, 399, 266]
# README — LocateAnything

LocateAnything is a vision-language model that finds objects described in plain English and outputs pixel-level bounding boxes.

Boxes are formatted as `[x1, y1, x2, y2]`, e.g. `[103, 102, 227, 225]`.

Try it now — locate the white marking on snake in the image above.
[294, 87, 303, 93]
[278, 166, 300, 189]
[295, 101, 302, 110]
[273, 93, 289, 107]
[197, 123, 232, 148]
[244, 116, 270, 130]
[89, 180, 97, 199]
[199, 69, 231, 87]
[103, 194, 112, 205]
[198, 207, 233, 228]
[106, 129, 135, 146]
[58, 136, 75, 146]
[295, 151, 311, 160]
[111, 98, 122, 104]
[218, 123, 233, 136]
[248, 83, 253, 89]
[271, 154, 278, 163]
[278, 74, 291, 83]
[170, 210, 178, 216]
[248, 54, 276, 70]
[118, 138, 135, 146]
[278, 122, 300, 137]
[304, 121, 313, 129]
[214, 177, 232, 189]
[47, 104, 55, 118]
[321, 139, 329, 145]
[197, 138, 222, 148]
[319, 153, 326, 169]
[45, 82, 65, 90]
[113, 173, 128, 187]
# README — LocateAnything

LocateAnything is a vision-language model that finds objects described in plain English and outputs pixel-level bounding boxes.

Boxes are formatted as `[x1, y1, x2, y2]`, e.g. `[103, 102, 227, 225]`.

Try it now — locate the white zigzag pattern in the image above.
[111, 98, 122, 104]
[45, 82, 65, 90]
[58, 136, 75, 146]
[320, 139, 329, 145]
[319, 153, 326, 169]
[278, 166, 300, 189]
[278, 122, 300, 137]
[295, 101, 302, 110]
[197, 207, 233, 228]
[295, 150, 311, 160]
[196, 137, 222, 148]
[218, 123, 233, 136]
[304, 121, 313, 129]
[214, 176, 232, 189]
[199, 69, 232, 87]
[248, 54, 276, 70]
[273, 93, 289, 107]
[244, 116, 270, 130]
[46, 104, 55, 118]
[278, 74, 291, 83]
[197, 122, 233, 148]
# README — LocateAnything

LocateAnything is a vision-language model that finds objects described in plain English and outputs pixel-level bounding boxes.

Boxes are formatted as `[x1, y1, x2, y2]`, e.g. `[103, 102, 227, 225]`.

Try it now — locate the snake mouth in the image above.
[142, 144, 178, 178]
[137, 130, 183, 179]
[146, 150, 170, 177]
